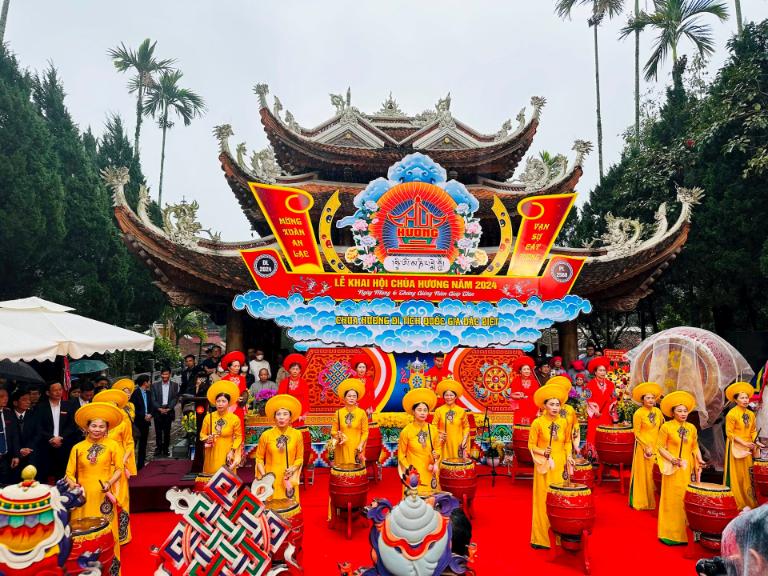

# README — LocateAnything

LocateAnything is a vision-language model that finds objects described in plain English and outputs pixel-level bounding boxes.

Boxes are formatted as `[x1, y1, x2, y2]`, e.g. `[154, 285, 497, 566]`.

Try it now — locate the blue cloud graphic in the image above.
[233, 290, 591, 353]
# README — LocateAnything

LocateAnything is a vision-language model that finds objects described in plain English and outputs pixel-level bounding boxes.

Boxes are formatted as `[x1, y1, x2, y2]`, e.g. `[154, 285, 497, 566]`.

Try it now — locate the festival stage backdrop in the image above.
[234, 153, 591, 411]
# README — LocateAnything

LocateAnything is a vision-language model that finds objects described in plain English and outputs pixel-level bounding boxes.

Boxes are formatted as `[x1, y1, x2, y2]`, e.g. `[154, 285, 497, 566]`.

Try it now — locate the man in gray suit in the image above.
[152, 367, 178, 458]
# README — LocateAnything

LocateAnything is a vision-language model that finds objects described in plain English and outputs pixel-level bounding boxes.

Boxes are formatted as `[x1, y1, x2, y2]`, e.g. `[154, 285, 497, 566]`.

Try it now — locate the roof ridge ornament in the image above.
[573, 140, 594, 167]
[531, 96, 546, 119]
[162, 199, 203, 247]
[273, 95, 283, 119]
[377, 92, 406, 117]
[253, 83, 269, 108]
[212, 124, 234, 155]
[250, 146, 281, 183]
[676, 186, 705, 223]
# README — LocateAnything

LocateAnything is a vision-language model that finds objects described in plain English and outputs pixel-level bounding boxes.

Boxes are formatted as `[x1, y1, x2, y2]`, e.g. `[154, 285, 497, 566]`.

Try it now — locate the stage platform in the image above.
[124, 465, 705, 575]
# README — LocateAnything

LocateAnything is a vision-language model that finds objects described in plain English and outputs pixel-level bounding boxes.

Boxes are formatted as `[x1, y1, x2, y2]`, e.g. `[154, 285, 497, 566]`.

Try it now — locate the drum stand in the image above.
[475, 405, 502, 488]
[548, 529, 592, 575]
[596, 462, 627, 494]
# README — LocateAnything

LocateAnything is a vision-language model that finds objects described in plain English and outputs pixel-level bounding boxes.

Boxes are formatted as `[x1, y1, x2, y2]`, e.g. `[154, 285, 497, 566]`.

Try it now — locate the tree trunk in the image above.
[134, 85, 143, 159]
[593, 22, 604, 182]
[734, 0, 743, 34]
[634, 0, 640, 146]
[158, 110, 167, 207]
[0, 0, 10, 44]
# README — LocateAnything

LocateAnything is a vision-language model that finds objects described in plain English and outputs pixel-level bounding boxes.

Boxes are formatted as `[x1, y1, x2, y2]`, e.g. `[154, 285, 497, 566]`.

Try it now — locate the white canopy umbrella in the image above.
[0, 325, 60, 362]
[0, 297, 154, 361]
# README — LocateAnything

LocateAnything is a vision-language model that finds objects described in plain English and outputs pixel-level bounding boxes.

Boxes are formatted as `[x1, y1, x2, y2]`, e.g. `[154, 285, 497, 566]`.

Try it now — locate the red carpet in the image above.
[122, 467, 701, 575]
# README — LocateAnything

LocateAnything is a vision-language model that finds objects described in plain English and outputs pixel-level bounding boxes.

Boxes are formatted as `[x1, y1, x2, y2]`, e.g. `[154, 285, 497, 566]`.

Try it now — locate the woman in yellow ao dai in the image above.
[656, 391, 705, 545]
[628, 382, 664, 511]
[397, 388, 442, 496]
[331, 379, 369, 465]
[723, 381, 763, 510]
[528, 384, 574, 549]
[200, 380, 244, 475]
[255, 394, 304, 502]
[433, 379, 470, 460]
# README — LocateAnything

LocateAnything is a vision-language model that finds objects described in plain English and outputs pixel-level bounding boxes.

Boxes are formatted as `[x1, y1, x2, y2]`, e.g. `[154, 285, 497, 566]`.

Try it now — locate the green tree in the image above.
[143, 69, 205, 207]
[555, 0, 626, 182]
[107, 39, 175, 159]
[621, 0, 729, 81]
[160, 306, 208, 346]
[0, 46, 66, 299]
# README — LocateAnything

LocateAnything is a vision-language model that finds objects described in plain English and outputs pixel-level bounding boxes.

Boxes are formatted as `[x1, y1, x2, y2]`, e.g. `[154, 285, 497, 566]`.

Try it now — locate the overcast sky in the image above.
[6, 0, 768, 241]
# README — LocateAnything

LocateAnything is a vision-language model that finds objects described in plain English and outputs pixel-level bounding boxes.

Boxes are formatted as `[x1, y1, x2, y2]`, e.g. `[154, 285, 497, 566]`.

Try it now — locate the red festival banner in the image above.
[508, 193, 576, 276]
[248, 182, 324, 272]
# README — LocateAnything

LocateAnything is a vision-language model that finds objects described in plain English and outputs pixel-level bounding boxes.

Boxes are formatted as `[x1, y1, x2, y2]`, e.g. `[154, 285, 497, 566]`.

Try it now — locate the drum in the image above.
[684, 482, 739, 551]
[329, 463, 369, 510]
[295, 426, 313, 469]
[65, 517, 116, 575]
[439, 458, 477, 508]
[595, 424, 635, 465]
[365, 423, 383, 465]
[266, 498, 304, 562]
[546, 483, 596, 551]
[512, 424, 533, 465]
[194, 473, 213, 492]
[571, 458, 595, 489]
[752, 458, 768, 498]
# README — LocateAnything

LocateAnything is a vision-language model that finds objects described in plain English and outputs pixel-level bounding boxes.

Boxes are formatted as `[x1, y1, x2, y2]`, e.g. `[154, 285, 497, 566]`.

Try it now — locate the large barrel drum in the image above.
[266, 498, 304, 562]
[752, 458, 768, 498]
[439, 458, 477, 508]
[329, 463, 369, 511]
[365, 423, 383, 466]
[466, 412, 477, 453]
[571, 458, 595, 489]
[295, 426, 313, 469]
[595, 424, 635, 465]
[65, 517, 116, 575]
[513, 424, 533, 465]
[546, 483, 596, 551]
[684, 482, 739, 551]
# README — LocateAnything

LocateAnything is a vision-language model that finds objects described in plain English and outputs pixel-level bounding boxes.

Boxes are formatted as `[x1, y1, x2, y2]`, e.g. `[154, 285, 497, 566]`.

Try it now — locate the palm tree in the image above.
[621, 0, 729, 81]
[108, 39, 175, 159]
[555, 1, 626, 183]
[143, 69, 205, 206]
[160, 306, 208, 347]
[733, 0, 742, 34]
[0, 0, 10, 43]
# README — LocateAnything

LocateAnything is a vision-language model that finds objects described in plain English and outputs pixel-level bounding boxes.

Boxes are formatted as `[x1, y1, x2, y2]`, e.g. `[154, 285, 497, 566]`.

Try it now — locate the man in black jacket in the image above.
[0, 388, 19, 486]
[130, 374, 155, 470]
[33, 381, 75, 482]
[152, 367, 178, 458]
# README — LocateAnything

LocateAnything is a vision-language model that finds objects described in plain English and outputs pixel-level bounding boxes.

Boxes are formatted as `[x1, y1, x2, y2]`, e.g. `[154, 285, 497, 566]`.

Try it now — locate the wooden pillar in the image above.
[226, 307, 245, 352]
[557, 320, 579, 366]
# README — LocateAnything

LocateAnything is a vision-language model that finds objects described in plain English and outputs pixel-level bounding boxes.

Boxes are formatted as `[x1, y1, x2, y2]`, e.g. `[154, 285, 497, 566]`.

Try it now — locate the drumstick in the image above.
[284, 436, 289, 471]
[548, 423, 555, 448]
[677, 426, 686, 461]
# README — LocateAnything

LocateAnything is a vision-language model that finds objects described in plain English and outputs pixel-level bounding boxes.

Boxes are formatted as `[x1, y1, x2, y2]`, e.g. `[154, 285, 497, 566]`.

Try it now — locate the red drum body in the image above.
[365, 423, 383, 465]
[546, 483, 596, 551]
[266, 498, 304, 562]
[65, 517, 116, 575]
[439, 458, 477, 506]
[194, 473, 213, 492]
[571, 458, 595, 489]
[595, 424, 634, 465]
[513, 424, 533, 465]
[752, 458, 768, 498]
[684, 482, 739, 551]
[329, 463, 369, 510]
[295, 426, 313, 469]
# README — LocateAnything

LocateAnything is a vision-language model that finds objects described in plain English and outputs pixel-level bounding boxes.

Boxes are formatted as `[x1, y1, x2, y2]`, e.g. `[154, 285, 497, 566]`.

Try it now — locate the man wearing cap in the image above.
[33, 381, 76, 481]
